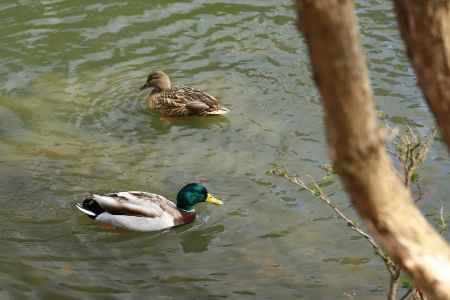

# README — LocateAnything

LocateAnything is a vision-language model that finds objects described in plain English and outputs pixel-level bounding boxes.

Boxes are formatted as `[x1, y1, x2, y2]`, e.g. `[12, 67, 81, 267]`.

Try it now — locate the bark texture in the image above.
[394, 1, 450, 150]
[295, 1, 450, 299]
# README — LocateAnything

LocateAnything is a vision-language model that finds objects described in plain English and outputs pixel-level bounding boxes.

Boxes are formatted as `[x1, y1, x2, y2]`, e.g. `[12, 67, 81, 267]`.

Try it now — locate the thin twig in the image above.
[400, 288, 414, 300]
[439, 199, 448, 233]
[269, 166, 405, 300]
[414, 180, 424, 203]
[268, 167, 398, 274]
[267, 127, 437, 299]
[388, 268, 401, 300]
[397, 127, 437, 187]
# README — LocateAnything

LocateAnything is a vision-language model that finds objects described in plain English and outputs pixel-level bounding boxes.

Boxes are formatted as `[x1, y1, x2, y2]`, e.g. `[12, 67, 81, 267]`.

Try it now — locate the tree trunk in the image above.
[393, 1, 450, 150]
[295, 1, 450, 299]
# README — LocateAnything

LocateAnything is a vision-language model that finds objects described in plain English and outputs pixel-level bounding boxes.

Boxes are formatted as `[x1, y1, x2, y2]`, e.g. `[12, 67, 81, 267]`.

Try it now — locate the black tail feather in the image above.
[81, 198, 105, 219]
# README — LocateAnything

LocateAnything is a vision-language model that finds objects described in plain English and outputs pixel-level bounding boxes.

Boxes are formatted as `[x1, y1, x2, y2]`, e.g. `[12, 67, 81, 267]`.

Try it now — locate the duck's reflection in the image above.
[178, 224, 224, 254]
[155, 114, 230, 130]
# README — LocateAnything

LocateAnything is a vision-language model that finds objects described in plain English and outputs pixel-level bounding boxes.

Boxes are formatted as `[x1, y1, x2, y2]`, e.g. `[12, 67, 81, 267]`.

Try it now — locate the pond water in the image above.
[1, 0, 449, 299]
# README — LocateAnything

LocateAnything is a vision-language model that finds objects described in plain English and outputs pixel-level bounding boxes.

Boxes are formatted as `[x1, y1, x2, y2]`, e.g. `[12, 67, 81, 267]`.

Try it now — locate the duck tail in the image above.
[75, 198, 104, 219]
[207, 107, 230, 115]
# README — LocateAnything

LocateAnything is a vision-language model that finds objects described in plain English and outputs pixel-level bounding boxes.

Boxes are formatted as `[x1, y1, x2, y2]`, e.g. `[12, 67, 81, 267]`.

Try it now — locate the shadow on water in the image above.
[155, 115, 231, 130]
[178, 224, 225, 254]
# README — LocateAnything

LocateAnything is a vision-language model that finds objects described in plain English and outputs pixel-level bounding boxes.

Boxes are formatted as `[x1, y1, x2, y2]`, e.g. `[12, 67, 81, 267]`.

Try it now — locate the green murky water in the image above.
[1, 1, 449, 299]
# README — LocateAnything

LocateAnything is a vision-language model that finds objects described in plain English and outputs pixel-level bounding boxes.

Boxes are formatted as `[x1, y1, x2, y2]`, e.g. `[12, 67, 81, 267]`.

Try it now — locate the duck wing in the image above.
[89, 192, 177, 218]
[159, 87, 220, 113]
[174, 87, 219, 107]
[172, 87, 230, 115]
[185, 101, 210, 113]
[127, 191, 181, 215]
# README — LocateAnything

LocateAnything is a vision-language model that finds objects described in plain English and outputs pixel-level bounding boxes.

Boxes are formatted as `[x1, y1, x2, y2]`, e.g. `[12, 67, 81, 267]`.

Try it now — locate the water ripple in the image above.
[0, 1, 438, 299]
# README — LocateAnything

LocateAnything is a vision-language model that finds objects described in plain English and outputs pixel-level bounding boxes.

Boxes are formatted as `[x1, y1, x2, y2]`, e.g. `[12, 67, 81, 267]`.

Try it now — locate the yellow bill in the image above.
[206, 193, 223, 205]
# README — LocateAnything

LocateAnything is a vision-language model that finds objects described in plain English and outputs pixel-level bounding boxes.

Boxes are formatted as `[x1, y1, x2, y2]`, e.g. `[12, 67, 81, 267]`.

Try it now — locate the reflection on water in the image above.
[179, 224, 225, 253]
[0, 0, 448, 299]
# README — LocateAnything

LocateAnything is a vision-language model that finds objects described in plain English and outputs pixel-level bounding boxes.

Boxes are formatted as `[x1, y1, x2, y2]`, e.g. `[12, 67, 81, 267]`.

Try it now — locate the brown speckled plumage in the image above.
[140, 71, 230, 117]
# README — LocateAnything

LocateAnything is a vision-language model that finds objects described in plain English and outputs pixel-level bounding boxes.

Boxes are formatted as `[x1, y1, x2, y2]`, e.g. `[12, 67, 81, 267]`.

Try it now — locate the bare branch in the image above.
[268, 166, 398, 275]
[396, 127, 437, 187]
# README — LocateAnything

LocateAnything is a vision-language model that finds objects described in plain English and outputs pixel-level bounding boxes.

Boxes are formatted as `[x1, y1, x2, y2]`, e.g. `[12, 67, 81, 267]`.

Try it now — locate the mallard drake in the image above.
[75, 183, 223, 232]
[140, 71, 230, 117]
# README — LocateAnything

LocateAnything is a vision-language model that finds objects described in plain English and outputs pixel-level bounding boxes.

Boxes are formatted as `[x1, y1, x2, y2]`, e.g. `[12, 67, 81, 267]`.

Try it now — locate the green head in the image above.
[176, 183, 223, 211]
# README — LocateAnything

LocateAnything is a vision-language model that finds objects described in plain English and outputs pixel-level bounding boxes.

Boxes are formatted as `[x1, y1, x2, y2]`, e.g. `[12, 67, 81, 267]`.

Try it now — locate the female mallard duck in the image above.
[75, 183, 223, 231]
[140, 71, 230, 117]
